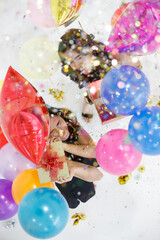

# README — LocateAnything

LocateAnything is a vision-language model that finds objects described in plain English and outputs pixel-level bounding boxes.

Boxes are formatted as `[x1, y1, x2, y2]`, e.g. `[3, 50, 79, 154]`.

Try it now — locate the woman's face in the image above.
[49, 115, 69, 141]
[62, 50, 94, 75]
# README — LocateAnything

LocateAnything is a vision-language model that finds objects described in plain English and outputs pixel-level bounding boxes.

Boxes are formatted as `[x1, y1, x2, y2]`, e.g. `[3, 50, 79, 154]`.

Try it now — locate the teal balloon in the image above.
[101, 65, 150, 116]
[129, 106, 160, 155]
[18, 188, 69, 239]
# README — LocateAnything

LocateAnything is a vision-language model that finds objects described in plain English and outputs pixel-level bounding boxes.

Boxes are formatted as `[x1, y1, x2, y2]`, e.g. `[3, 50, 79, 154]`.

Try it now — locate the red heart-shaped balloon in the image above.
[0, 66, 50, 164]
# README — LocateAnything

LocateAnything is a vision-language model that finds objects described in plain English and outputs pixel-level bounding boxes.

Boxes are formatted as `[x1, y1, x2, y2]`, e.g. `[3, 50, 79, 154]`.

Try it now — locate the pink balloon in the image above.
[0, 143, 36, 181]
[106, 0, 160, 55]
[27, 0, 56, 28]
[96, 129, 142, 176]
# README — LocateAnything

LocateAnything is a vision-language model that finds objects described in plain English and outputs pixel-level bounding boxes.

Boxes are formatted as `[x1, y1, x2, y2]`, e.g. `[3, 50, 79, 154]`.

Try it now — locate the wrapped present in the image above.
[88, 79, 123, 125]
[37, 141, 69, 183]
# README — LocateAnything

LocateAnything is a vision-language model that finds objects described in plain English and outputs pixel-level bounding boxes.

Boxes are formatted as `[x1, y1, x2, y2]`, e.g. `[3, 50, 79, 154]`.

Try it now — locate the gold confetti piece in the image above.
[118, 174, 132, 185]
[118, 179, 127, 185]
[79, 214, 86, 220]
[72, 213, 81, 219]
[147, 100, 152, 106]
[72, 213, 86, 225]
[100, 72, 105, 78]
[157, 101, 160, 107]
[73, 219, 80, 226]
[71, 214, 78, 219]
[138, 166, 145, 173]
[77, 46, 82, 51]
[49, 88, 64, 101]
[63, 64, 69, 73]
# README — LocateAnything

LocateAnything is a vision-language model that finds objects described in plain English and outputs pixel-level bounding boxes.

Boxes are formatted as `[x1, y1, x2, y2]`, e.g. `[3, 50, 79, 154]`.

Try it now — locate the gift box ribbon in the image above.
[38, 150, 63, 179]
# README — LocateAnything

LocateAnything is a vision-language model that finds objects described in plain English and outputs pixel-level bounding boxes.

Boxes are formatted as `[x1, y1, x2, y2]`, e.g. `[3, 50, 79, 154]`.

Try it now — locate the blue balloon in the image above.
[18, 188, 69, 239]
[128, 106, 160, 155]
[100, 65, 150, 116]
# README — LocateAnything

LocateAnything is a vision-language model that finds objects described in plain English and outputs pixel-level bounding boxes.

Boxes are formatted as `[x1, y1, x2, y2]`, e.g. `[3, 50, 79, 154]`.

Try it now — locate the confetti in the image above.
[72, 213, 86, 226]
[49, 88, 64, 101]
[135, 20, 141, 27]
[73, 219, 80, 225]
[138, 166, 145, 173]
[118, 174, 132, 185]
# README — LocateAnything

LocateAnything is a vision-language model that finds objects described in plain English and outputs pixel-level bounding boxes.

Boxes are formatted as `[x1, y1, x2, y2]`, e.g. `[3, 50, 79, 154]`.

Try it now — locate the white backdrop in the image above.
[0, 0, 160, 239]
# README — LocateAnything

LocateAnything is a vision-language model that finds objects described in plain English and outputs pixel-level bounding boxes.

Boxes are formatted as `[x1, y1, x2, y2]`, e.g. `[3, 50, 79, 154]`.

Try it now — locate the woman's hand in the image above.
[55, 162, 76, 184]
[61, 142, 69, 152]
[48, 135, 61, 145]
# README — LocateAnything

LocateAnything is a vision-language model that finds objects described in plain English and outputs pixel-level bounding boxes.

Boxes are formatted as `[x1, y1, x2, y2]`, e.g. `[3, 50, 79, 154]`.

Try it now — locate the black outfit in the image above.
[56, 154, 98, 209]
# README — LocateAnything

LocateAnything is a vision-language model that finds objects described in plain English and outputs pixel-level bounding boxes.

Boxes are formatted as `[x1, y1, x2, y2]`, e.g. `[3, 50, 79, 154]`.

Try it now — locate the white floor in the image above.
[0, 0, 160, 239]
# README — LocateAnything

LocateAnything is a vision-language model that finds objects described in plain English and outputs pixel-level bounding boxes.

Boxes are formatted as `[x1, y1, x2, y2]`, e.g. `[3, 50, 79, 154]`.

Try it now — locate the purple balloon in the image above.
[0, 143, 36, 181]
[0, 179, 18, 220]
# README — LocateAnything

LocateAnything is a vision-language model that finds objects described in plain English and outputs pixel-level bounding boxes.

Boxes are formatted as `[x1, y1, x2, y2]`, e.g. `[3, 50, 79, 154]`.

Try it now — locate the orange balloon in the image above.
[0, 126, 8, 149]
[12, 169, 54, 205]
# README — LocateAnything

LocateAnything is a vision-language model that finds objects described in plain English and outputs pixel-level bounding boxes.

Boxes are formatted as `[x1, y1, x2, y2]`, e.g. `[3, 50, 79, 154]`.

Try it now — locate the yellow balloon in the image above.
[12, 169, 54, 205]
[19, 38, 60, 79]
[0, 80, 4, 91]
[51, 0, 80, 26]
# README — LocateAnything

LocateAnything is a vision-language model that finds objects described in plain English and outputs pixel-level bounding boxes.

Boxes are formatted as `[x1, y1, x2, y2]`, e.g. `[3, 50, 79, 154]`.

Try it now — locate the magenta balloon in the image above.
[0, 179, 18, 220]
[96, 129, 142, 176]
[27, 0, 56, 28]
[0, 143, 36, 181]
[106, 0, 160, 55]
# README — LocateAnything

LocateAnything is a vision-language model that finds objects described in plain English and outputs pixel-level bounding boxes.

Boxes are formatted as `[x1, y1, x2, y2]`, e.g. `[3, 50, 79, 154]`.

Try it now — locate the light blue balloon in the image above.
[129, 106, 160, 155]
[100, 65, 150, 116]
[18, 188, 69, 239]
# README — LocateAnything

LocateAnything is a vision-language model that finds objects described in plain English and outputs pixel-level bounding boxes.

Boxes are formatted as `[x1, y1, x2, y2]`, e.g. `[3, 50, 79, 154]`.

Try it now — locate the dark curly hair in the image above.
[47, 105, 80, 144]
[58, 28, 113, 89]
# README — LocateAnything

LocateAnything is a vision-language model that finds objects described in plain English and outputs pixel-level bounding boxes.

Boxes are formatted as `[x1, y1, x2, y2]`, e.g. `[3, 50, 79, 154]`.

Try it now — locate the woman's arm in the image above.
[55, 159, 103, 184]
[62, 142, 96, 158]
[62, 125, 96, 158]
[113, 52, 142, 69]
[77, 127, 95, 145]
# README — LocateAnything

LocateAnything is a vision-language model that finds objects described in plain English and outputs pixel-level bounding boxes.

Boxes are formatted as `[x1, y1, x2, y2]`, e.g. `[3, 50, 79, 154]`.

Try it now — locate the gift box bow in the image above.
[37, 146, 66, 179]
